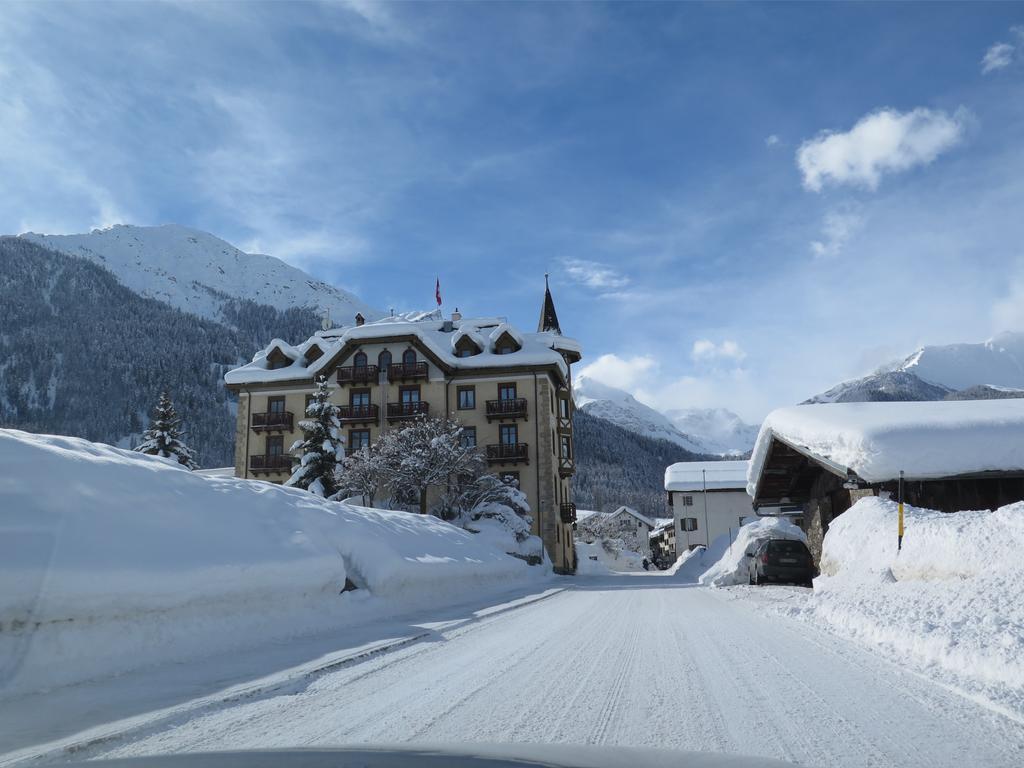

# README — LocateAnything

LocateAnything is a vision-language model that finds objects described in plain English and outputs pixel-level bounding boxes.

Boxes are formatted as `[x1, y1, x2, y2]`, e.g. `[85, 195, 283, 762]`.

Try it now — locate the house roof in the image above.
[665, 460, 749, 492]
[609, 505, 655, 528]
[748, 400, 1024, 499]
[224, 310, 581, 388]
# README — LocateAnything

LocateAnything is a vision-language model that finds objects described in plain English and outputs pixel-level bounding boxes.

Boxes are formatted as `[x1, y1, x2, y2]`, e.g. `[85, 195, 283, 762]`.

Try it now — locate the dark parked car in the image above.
[746, 539, 816, 587]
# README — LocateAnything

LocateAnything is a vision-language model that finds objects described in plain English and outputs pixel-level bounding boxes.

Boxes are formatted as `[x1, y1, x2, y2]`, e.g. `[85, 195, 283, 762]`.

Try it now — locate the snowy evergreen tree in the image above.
[285, 375, 345, 497]
[375, 414, 485, 515]
[134, 391, 199, 469]
[455, 473, 534, 542]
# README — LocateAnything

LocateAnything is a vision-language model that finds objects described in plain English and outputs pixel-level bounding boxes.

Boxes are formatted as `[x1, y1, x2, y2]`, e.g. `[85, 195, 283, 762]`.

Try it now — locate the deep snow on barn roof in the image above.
[747, 400, 1024, 493]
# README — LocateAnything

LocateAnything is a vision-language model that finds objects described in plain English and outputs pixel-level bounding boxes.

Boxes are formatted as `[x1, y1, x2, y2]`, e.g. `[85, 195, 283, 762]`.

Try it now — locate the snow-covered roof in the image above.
[609, 505, 655, 528]
[225, 310, 580, 387]
[748, 400, 1024, 494]
[665, 460, 749, 492]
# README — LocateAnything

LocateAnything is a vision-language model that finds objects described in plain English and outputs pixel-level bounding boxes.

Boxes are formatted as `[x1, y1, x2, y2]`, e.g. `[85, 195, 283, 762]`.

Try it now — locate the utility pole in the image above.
[898, 470, 905, 552]
[702, 469, 711, 548]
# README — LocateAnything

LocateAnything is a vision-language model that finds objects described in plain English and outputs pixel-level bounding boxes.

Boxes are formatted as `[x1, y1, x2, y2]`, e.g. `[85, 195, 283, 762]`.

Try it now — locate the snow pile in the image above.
[698, 517, 807, 587]
[0, 429, 544, 697]
[748, 399, 1024, 492]
[787, 497, 1024, 717]
[574, 541, 647, 573]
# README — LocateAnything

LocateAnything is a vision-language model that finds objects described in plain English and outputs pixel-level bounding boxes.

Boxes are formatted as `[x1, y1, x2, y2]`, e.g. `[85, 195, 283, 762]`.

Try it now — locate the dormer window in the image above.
[454, 335, 481, 358]
[493, 331, 520, 355]
[266, 347, 292, 370]
[304, 344, 324, 365]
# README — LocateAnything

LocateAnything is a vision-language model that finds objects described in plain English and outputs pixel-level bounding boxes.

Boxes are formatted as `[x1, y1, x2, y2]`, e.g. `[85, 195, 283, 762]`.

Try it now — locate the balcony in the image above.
[387, 361, 428, 381]
[249, 453, 292, 474]
[251, 411, 293, 432]
[337, 404, 379, 424]
[387, 401, 430, 421]
[337, 364, 379, 385]
[485, 398, 528, 421]
[560, 502, 577, 524]
[485, 442, 529, 464]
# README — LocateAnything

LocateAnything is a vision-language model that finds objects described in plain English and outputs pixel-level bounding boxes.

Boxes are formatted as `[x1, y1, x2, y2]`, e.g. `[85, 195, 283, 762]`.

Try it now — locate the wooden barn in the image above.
[747, 400, 1024, 562]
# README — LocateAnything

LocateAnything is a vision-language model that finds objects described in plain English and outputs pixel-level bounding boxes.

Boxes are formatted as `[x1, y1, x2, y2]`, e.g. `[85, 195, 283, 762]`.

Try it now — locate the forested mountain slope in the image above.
[0, 238, 319, 466]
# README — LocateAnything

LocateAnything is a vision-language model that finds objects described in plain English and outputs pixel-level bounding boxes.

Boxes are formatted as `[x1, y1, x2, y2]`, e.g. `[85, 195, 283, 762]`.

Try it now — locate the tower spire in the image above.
[538, 273, 562, 334]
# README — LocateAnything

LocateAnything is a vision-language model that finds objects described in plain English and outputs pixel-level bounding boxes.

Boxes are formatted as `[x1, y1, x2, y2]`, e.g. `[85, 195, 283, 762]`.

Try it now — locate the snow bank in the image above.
[698, 517, 807, 587]
[748, 399, 1024, 493]
[0, 429, 544, 697]
[782, 497, 1024, 719]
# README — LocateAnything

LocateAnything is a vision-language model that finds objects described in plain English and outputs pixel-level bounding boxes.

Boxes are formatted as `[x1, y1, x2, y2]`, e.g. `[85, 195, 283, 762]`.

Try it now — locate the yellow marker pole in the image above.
[897, 470, 904, 552]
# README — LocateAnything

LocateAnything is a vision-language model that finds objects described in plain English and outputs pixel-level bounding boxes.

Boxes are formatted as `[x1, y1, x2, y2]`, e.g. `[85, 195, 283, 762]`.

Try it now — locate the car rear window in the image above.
[767, 540, 808, 555]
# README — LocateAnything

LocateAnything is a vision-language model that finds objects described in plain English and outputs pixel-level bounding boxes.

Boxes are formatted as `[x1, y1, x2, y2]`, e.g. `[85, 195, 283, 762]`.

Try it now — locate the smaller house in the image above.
[748, 400, 1024, 562]
[577, 505, 656, 558]
[648, 519, 676, 563]
[665, 460, 753, 551]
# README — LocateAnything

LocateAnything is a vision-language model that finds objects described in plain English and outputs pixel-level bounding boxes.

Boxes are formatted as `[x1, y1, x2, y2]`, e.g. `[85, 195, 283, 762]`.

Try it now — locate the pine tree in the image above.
[285, 375, 345, 497]
[135, 391, 199, 470]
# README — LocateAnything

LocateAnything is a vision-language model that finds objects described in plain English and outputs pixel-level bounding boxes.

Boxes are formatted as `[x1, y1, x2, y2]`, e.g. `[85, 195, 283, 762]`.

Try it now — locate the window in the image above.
[498, 382, 517, 401]
[560, 434, 571, 459]
[681, 517, 698, 532]
[266, 348, 291, 370]
[350, 390, 370, 407]
[266, 435, 284, 456]
[349, 430, 370, 450]
[637, 521, 643, 529]
[353, 351, 367, 368]
[457, 386, 476, 410]
[402, 349, 417, 365]
[460, 426, 477, 448]
[494, 331, 520, 354]
[454, 336, 480, 358]
[559, 398, 570, 419]
[400, 386, 420, 404]
[681, 495, 694, 507]
[499, 424, 518, 445]
[268, 396, 285, 414]
[378, 350, 392, 370]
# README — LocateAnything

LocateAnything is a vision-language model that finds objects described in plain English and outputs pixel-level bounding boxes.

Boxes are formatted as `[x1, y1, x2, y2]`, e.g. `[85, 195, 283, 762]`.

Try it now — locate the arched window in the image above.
[353, 351, 367, 368]
[378, 350, 392, 370]
[402, 349, 417, 365]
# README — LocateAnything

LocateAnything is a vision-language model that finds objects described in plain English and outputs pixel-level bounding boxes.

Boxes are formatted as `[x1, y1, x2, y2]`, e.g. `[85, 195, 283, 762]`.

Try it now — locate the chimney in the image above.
[355, 313, 365, 327]
[451, 307, 462, 322]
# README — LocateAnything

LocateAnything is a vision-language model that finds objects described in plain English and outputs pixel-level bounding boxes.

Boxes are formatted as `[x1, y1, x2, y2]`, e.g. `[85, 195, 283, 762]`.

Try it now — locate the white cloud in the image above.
[691, 339, 746, 363]
[562, 258, 630, 290]
[797, 107, 969, 192]
[992, 277, 1024, 332]
[577, 353, 657, 391]
[809, 210, 863, 259]
[982, 42, 1015, 74]
[765, 134, 780, 147]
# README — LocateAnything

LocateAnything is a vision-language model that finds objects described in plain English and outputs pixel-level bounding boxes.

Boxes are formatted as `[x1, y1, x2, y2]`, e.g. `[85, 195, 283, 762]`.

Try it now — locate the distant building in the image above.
[648, 519, 676, 563]
[223, 282, 582, 573]
[664, 460, 752, 551]
[748, 401, 1024, 562]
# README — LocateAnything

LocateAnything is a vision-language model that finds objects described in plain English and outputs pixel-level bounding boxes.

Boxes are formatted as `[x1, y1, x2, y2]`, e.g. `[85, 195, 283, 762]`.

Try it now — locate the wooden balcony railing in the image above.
[251, 411, 294, 432]
[386, 401, 430, 420]
[485, 398, 528, 421]
[387, 361, 428, 381]
[485, 442, 529, 464]
[249, 453, 292, 473]
[560, 502, 577, 524]
[337, 364, 379, 385]
[337, 404, 379, 423]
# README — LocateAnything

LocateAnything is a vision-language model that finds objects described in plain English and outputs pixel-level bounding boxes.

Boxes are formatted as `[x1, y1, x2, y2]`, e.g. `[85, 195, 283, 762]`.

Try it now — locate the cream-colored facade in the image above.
[225, 301, 581, 573]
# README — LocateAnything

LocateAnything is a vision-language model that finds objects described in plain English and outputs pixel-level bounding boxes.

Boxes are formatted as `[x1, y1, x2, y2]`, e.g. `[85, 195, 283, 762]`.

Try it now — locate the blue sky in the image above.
[3, 2, 1024, 421]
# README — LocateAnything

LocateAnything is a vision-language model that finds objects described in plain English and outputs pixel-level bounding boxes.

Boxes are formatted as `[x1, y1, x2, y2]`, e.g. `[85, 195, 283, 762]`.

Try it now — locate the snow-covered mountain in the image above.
[573, 374, 757, 455]
[21, 224, 380, 325]
[806, 333, 1024, 403]
[663, 407, 761, 456]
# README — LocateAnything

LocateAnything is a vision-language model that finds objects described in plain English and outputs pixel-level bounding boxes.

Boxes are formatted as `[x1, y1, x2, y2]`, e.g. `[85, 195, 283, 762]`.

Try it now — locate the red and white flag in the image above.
[435, 277, 442, 307]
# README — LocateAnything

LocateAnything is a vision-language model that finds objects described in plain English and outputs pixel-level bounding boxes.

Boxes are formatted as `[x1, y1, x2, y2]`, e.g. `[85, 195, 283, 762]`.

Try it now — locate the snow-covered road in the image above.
[23, 574, 1024, 767]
